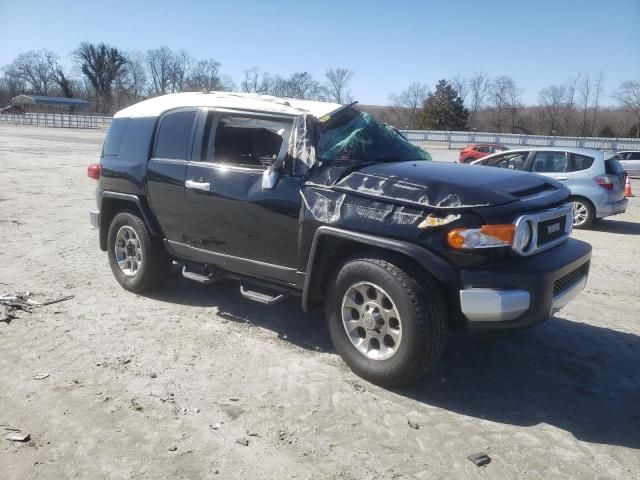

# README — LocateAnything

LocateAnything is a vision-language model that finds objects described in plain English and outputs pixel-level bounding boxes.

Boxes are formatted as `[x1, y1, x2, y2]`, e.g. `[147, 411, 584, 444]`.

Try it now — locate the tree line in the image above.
[388, 73, 640, 138]
[0, 43, 354, 114]
[1, 42, 638, 138]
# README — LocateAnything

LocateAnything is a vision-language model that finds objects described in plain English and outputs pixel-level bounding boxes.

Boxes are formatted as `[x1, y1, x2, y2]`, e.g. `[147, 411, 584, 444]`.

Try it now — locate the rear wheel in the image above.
[570, 197, 595, 229]
[326, 254, 447, 386]
[107, 211, 171, 293]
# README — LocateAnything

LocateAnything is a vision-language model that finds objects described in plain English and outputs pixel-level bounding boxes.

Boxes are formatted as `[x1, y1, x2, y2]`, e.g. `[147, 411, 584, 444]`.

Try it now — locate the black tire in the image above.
[326, 254, 447, 387]
[107, 211, 171, 293]
[570, 196, 595, 229]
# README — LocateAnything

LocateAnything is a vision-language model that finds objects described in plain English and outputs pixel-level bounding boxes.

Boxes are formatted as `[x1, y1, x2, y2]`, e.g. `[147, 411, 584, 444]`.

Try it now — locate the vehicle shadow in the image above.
[590, 219, 640, 235]
[147, 277, 332, 353]
[398, 318, 640, 450]
[147, 277, 640, 450]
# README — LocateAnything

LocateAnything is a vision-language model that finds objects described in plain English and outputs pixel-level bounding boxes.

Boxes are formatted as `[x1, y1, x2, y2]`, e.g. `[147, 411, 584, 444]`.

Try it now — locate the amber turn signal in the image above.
[448, 224, 516, 250]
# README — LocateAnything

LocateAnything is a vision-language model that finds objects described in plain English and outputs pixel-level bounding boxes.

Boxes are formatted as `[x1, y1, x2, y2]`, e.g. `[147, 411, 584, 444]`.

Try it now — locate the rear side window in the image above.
[605, 157, 625, 175]
[154, 110, 196, 159]
[102, 118, 130, 156]
[569, 153, 594, 171]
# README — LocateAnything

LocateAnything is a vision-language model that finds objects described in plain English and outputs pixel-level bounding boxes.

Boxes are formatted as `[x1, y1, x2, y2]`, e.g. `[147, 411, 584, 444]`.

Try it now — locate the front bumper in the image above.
[459, 238, 591, 331]
[90, 210, 100, 228]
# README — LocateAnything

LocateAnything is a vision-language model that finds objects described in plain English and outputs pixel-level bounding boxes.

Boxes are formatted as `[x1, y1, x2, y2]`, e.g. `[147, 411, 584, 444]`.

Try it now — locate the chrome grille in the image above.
[512, 204, 573, 256]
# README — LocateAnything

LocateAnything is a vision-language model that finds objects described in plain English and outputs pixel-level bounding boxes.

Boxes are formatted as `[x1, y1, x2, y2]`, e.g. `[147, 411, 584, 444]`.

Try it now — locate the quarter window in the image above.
[531, 152, 567, 173]
[103, 118, 130, 157]
[569, 153, 594, 171]
[202, 114, 292, 169]
[154, 110, 196, 160]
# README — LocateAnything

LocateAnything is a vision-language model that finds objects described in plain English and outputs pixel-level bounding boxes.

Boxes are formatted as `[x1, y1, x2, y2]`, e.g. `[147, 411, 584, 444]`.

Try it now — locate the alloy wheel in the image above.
[341, 281, 402, 360]
[114, 226, 142, 277]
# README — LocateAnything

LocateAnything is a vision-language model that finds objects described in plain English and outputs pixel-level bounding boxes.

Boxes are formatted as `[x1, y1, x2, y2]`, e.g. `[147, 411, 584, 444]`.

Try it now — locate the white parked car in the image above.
[472, 147, 628, 228]
[615, 151, 640, 177]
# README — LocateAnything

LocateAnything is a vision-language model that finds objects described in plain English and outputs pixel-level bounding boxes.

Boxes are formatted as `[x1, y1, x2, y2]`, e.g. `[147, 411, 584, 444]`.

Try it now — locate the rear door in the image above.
[528, 151, 572, 186]
[146, 108, 198, 242]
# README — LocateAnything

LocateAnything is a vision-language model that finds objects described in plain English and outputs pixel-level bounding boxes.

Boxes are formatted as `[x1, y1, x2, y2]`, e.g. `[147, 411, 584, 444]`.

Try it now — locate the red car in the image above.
[459, 143, 506, 163]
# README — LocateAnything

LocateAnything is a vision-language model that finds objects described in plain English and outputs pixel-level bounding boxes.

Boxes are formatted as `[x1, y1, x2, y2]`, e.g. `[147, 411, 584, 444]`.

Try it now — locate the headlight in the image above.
[513, 220, 533, 254]
[448, 225, 515, 250]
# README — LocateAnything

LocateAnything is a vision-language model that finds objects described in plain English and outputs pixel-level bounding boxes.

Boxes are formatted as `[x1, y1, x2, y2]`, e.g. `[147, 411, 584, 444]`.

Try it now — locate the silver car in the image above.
[616, 151, 640, 177]
[471, 147, 628, 228]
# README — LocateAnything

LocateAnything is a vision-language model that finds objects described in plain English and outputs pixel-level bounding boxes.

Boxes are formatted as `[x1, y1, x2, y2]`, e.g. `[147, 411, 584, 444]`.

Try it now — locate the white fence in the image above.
[0, 113, 112, 128]
[2, 112, 639, 150]
[400, 129, 640, 151]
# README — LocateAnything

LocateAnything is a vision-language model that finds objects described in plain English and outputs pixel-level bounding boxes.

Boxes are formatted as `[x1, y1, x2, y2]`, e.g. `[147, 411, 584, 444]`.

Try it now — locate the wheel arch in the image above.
[99, 192, 161, 251]
[301, 226, 458, 312]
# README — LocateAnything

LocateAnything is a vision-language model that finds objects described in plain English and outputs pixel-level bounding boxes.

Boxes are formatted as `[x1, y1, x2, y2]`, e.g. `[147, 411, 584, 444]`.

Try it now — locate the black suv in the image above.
[89, 92, 592, 386]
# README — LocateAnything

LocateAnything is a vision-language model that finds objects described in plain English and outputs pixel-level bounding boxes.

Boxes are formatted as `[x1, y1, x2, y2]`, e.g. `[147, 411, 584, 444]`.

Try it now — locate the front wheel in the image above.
[107, 211, 171, 293]
[326, 255, 447, 387]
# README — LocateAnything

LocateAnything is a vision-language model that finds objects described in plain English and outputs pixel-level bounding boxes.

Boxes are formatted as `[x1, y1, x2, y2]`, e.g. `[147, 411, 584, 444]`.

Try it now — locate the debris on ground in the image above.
[32, 373, 50, 380]
[168, 446, 177, 452]
[2, 424, 30, 442]
[1, 292, 74, 322]
[235, 438, 249, 446]
[467, 452, 491, 467]
[407, 419, 420, 430]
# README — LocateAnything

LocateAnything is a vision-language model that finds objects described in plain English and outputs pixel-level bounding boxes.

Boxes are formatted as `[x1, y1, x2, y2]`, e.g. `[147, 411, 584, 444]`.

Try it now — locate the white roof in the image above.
[114, 91, 343, 119]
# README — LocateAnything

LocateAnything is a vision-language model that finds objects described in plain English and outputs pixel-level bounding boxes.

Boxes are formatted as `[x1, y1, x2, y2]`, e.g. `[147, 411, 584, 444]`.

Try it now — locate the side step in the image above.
[182, 265, 221, 284]
[240, 283, 287, 305]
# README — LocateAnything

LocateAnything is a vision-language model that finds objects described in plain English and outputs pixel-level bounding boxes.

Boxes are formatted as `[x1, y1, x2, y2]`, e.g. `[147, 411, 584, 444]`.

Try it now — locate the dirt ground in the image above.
[1, 124, 639, 479]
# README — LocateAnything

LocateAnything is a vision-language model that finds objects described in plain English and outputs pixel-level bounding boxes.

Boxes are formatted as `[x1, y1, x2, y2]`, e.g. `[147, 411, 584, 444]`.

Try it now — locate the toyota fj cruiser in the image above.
[89, 92, 592, 386]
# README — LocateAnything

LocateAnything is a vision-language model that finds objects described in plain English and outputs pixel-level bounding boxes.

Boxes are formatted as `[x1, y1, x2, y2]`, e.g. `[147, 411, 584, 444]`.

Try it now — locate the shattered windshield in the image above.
[317, 108, 431, 164]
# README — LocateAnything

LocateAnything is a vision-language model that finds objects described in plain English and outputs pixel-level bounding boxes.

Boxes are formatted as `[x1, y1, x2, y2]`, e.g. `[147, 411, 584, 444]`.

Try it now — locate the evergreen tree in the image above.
[418, 79, 468, 130]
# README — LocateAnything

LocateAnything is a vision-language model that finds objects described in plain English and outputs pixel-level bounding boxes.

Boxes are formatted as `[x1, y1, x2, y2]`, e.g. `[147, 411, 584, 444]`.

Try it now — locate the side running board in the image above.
[181, 266, 221, 284]
[240, 284, 287, 305]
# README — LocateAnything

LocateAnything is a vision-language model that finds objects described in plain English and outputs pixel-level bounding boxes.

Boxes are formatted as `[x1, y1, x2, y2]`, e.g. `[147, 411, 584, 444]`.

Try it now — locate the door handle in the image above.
[557, 177, 569, 181]
[185, 180, 211, 191]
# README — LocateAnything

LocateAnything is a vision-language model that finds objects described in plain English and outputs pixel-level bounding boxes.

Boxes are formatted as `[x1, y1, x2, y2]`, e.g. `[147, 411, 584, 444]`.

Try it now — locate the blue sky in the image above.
[1, 0, 638, 105]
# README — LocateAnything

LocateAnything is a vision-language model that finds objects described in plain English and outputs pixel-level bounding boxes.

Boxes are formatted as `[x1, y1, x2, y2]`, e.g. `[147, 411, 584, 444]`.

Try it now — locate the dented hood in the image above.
[326, 161, 561, 210]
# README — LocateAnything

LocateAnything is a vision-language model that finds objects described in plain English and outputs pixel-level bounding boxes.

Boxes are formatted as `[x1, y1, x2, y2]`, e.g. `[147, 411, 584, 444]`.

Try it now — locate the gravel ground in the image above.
[1, 124, 639, 479]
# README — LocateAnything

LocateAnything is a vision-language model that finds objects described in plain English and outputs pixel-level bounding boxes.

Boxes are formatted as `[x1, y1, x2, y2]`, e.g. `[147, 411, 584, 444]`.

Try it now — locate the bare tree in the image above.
[389, 82, 429, 128]
[146, 46, 174, 96]
[449, 74, 468, 104]
[590, 70, 605, 136]
[487, 76, 512, 132]
[186, 59, 230, 91]
[241, 68, 263, 93]
[73, 42, 126, 113]
[169, 50, 193, 93]
[578, 73, 591, 136]
[561, 75, 579, 135]
[506, 78, 523, 133]
[538, 84, 566, 134]
[613, 80, 640, 138]
[5, 50, 58, 95]
[324, 67, 353, 104]
[467, 72, 488, 128]
[285, 72, 321, 100]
